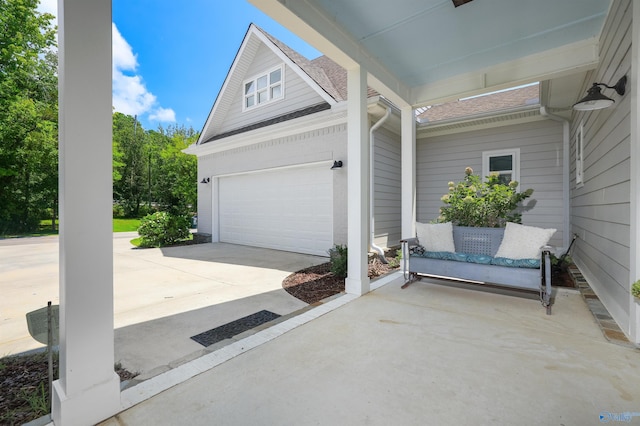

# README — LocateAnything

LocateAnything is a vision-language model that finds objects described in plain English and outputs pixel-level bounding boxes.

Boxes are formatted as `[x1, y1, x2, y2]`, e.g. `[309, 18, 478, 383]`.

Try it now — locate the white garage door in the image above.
[218, 165, 333, 256]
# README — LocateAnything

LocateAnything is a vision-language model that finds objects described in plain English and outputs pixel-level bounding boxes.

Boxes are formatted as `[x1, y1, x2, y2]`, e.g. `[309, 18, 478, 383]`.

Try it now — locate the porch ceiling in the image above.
[250, 0, 610, 109]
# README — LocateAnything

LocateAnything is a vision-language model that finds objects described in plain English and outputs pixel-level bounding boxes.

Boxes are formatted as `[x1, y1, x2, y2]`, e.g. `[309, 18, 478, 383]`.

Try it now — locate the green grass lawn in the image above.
[1, 218, 142, 238]
[113, 218, 141, 232]
[130, 232, 193, 248]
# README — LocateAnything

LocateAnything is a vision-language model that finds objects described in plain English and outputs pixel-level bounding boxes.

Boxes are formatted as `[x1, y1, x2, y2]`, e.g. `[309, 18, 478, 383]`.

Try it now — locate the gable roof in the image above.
[198, 24, 344, 145]
[261, 31, 345, 102]
[310, 55, 379, 100]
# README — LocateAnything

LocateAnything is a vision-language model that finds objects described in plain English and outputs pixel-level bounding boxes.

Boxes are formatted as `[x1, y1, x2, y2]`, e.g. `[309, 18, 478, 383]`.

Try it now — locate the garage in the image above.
[218, 164, 333, 256]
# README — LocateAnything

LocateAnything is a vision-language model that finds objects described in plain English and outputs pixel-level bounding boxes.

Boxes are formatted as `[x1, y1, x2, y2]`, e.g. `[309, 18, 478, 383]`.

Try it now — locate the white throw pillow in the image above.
[495, 222, 556, 259]
[415, 222, 456, 252]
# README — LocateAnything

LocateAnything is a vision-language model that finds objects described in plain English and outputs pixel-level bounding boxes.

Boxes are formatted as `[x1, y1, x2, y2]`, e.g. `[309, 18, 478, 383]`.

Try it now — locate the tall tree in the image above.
[0, 0, 57, 233]
[112, 113, 146, 217]
[152, 125, 197, 216]
[112, 116, 198, 218]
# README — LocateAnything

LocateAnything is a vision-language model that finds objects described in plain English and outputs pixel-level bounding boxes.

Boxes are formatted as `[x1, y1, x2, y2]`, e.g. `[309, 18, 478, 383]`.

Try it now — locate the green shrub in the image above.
[328, 244, 348, 278]
[438, 167, 534, 227]
[632, 280, 640, 299]
[137, 212, 190, 247]
[387, 249, 402, 268]
[112, 203, 125, 218]
[137, 204, 156, 218]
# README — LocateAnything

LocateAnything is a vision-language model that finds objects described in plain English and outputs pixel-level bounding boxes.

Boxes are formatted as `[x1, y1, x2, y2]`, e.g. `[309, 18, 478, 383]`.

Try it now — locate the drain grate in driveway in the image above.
[190, 310, 281, 347]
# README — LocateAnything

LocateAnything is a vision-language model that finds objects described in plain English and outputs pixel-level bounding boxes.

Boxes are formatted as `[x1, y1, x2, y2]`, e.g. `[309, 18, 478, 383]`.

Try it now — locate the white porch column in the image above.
[53, 0, 121, 425]
[345, 65, 370, 295]
[401, 106, 416, 239]
[629, 0, 640, 345]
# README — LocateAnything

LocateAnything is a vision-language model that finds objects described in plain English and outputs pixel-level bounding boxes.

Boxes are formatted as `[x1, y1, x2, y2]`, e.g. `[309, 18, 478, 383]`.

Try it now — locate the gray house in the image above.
[187, 26, 567, 255]
[190, 1, 640, 346]
[186, 24, 403, 256]
[245, 0, 638, 346]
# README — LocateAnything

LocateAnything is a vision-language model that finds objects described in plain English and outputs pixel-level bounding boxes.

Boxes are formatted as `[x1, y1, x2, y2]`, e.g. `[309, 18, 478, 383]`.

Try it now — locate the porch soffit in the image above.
[250, 0, 610, 108]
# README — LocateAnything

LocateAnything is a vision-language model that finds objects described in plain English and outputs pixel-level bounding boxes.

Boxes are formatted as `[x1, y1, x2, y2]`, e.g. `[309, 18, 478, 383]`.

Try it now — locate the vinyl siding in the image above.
[570, 0, 632, 332]
[198, 116, 402, 251]
[416, 119, 565, 248]
[218, 44, 327, 135]
[197, 123, 348, 248]
[373, 126, 401, 248]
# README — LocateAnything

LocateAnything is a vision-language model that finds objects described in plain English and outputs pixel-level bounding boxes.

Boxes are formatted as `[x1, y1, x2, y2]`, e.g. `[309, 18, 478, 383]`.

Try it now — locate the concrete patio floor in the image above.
[100, 275, 640, 426]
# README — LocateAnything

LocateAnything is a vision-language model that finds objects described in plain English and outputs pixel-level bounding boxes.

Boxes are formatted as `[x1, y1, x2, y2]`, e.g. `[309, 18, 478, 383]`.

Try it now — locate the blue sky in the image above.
[39, 0, 320, 131]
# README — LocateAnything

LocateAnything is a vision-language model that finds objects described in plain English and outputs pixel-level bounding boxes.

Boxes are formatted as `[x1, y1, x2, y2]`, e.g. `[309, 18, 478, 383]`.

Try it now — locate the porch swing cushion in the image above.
[495, 222, 557, 260]
[415, 222, 456, 252]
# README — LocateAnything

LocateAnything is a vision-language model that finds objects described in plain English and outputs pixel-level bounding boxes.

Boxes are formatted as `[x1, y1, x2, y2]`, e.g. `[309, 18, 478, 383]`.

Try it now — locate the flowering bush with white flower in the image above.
[438, 167, 534, 227]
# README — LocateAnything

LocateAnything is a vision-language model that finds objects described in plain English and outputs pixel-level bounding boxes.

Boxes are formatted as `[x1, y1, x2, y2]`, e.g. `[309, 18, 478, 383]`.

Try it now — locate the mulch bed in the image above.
[283, 252, 400, 304]
[553, 267, 575, 288]
[0, 352, 136, 425]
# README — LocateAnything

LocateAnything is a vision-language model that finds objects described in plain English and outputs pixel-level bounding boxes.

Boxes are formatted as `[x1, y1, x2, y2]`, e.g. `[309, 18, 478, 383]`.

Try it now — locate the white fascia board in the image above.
[186, 105, 348, 157]
[249, 0, 411, 107]
[197, 26, 254, 146]
[411, 38, 600, 108]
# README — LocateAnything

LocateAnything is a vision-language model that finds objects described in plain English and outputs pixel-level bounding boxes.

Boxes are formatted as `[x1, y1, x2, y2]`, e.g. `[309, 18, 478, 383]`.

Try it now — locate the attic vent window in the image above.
[244, 65, 283, 110]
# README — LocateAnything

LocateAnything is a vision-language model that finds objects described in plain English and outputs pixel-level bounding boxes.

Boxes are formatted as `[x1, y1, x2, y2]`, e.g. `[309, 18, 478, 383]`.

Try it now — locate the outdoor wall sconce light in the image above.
[200, 177, 210, 184]
[573, 75, 627, 111]
[331, 160, 343, 170]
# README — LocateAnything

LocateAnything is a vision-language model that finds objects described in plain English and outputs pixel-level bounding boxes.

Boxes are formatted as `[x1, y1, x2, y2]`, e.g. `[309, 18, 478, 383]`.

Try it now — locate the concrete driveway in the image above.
[0, 234, 327, 374]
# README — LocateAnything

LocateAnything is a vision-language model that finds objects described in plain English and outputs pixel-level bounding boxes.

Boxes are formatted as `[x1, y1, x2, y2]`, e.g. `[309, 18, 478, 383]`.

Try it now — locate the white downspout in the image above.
[370, 107, 392, 263]
[540, 106, 571, 250]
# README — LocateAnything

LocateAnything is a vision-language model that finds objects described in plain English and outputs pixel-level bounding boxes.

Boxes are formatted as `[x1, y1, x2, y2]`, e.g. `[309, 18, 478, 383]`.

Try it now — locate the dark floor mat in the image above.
[190, 310, 281, 347]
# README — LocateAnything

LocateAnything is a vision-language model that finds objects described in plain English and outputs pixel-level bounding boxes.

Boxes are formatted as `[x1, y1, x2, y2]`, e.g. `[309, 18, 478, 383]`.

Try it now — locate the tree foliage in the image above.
[152, 125, 197, 216]
[112, 113, 146, 217]
[0, 0, 57, 233]
[112, 117, 197, 218]
[0, 2, 198, 233]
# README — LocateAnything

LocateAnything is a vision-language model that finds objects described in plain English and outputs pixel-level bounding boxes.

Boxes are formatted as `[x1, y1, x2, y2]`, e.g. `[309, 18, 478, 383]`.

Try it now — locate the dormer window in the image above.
[244, 66, 283, 110]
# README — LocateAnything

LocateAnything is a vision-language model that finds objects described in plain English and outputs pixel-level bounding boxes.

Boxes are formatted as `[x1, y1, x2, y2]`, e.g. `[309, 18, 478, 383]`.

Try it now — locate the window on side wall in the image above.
[482, 149, 520, 186]
[576, 121, 584, 186]
[243, 65, 284, 111]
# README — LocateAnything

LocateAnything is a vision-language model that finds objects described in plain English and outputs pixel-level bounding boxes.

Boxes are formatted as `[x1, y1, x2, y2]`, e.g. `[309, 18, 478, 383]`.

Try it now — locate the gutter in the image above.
[370, 107, 393, 263]
[539, 106, 571, 250]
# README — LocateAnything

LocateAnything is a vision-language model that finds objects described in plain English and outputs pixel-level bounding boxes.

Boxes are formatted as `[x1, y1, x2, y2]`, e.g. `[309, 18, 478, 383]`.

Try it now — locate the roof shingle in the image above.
[417, 84, 540, 123]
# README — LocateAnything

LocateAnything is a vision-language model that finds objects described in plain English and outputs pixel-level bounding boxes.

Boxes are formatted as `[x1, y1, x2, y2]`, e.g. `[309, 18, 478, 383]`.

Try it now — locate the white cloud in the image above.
[149, 107, 176, 122]
[111, 23, 175, 122]
[112, 73, 157, 116]
[112, 24, 138, 72]
[34, 8, 176, 124]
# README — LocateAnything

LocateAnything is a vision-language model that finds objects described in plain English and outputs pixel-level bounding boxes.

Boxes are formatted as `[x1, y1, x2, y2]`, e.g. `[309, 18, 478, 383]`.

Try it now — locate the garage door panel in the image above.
[219, 166, 333, 256]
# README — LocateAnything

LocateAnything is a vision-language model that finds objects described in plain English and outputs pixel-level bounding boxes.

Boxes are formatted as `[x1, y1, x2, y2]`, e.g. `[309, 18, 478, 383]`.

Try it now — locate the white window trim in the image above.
[576, 121, 584, 187]
[482, 148, 520, 185]
[242, 64, 284, 112]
